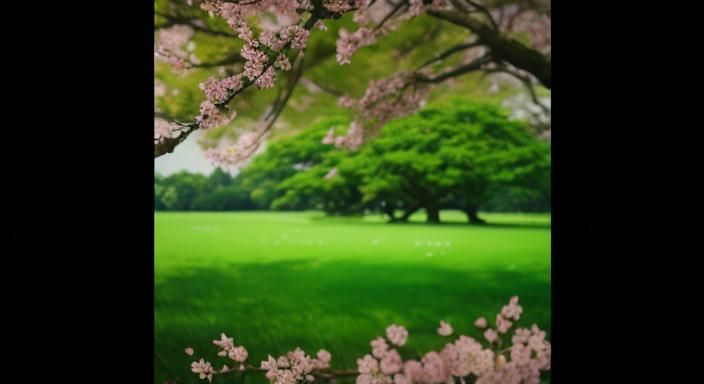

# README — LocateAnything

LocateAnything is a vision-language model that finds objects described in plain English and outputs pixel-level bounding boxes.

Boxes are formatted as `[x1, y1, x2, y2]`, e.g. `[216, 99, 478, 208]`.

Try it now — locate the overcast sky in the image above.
[154, 130, 215, 175]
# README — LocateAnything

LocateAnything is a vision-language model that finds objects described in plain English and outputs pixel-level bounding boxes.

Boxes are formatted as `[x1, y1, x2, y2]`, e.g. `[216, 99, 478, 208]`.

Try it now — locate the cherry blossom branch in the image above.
[186, 296, 551, 384]
[417, 53, 493, 83]
[464, 0, 499, 30]
[155, 11, 237, 38]
[204, 52, 307, 166]
[155, 11, 322, 157]
[155, 1, 550, 158]
[372, 0, 407, 33]
[416, 41, 483, 69]
[426, 9, 550, 88]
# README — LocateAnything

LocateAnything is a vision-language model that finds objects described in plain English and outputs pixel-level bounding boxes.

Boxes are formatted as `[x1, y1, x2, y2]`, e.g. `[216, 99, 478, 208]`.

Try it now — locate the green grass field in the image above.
[155, 211, 551, 384]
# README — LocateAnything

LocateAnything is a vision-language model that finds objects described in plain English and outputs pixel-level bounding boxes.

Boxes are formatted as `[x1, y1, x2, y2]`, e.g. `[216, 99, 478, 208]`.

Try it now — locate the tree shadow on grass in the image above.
[155, 259, 550, 384]
[308, 215, 550, 230]
[378, 221, 551, 230]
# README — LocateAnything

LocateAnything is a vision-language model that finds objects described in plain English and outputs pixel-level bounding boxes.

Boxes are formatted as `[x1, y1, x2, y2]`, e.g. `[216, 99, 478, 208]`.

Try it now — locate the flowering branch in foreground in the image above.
[155, 1, 551, 161]
[185, 296, 550, 384]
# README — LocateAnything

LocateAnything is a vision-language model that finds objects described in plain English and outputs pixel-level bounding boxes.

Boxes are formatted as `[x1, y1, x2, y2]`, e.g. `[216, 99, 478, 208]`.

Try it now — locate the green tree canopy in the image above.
[276, 99, 550, 223]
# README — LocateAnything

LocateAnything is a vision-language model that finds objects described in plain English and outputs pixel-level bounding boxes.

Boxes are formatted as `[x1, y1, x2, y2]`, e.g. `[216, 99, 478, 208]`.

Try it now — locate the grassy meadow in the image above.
[155, 211, 551, 384]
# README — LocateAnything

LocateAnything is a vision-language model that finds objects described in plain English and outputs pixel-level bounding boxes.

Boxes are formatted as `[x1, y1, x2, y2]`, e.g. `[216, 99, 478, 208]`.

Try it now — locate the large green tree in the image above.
[320, 99, 549, 223]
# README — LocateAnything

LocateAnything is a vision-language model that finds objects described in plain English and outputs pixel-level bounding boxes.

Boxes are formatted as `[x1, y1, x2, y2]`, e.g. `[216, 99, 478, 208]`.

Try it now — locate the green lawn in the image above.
[155, 211, 551, 384]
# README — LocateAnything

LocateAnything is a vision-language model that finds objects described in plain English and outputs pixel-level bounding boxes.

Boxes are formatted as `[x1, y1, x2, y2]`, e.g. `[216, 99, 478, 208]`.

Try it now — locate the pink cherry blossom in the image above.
[336, 27, 376, 64]
[213, 333, 235, 351]
[393, 373, 410, 384]
[500, 296, 523, 321]
[290, 27, 310, 50]
[241, 42, 268, 80]
[186, 297, 550, 383]
[437, 320, 453, 336]
[386, 324, 408, 346]
[483, 328, 498, 343]
[155, 25, 195, 72]
[357, 354, 379, 375]
[229, 346, 248, 362]
[370, 336, 389, 358]
[199, 75, 242, 103]
[154, 118, 176, 143]
[314, 349, 332, 368]
[474, 316, 488, 328]
[196, 100, 236, 129]
[495, 314, 513, 334]
[419, 351, 449, 384]
[255, 66, 276, 89]
[191, 358, 214, 382]
[380, 349, 403, 375]
[185, 347, 194, 356]
[275, 54, 292, 71]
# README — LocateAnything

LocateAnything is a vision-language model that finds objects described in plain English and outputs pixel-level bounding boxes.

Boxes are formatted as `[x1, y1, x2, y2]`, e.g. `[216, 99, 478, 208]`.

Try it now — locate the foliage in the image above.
[275, 99, 550, 223]
[155, 100, 549, 222]
[154, 0, 551, 161]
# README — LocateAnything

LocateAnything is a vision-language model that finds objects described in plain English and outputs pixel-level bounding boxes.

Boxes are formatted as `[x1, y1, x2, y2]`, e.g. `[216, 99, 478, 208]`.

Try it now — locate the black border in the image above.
[552, 1, 701, 382]
[4, 2, 702, 383]
[6, 3, 154, 383]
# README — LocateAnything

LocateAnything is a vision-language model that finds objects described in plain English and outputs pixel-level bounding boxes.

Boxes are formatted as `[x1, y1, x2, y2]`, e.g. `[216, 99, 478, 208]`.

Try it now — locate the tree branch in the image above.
[464, 0, 499, 30]
[417, 54, 493, 83]
[155, 11, 237, 38]
[191, 54, 244, 69]
[155, 10, 325, 158]
[426, 9, 550, 88]
[373, 0, 407, 33]
[300, 77, 344, 96]
[488, 64, 550, 116]
[417, 41, 483, 69]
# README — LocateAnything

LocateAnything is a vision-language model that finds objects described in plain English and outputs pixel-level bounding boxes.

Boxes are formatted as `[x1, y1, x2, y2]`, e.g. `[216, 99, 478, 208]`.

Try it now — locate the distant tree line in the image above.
[155, 100, 550, 223]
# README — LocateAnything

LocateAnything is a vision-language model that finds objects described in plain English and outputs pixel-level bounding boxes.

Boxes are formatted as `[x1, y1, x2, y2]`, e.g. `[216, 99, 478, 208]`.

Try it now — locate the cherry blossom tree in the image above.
[154, 0, 550, 166]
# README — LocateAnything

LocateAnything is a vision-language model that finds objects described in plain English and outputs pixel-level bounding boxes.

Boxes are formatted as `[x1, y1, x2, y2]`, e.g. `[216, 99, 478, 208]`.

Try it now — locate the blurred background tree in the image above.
[155, 100, 550, 222]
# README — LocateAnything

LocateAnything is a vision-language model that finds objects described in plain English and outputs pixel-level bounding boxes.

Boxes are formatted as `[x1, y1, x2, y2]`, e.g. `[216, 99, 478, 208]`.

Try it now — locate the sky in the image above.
[154, 130, 215, 175]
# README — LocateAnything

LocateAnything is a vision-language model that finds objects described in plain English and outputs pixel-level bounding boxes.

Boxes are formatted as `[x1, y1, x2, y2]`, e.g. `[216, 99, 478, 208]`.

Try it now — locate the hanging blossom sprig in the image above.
[156, 1, 551, 159]
[155, 24, 200, 72]
[185, 296, 550, 384]
[155, 0, 448, 157]
[323, 70, 431, 150]
[154, 0, 320, 155]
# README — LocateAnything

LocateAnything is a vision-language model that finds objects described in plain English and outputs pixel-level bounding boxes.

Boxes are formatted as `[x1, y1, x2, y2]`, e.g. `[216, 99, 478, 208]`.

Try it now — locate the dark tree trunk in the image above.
[426, 205, 441, 224]
[400, 207, 417, 221]
[383, 205, 397, 222]
[465, 207, 486, 224]
[389, 206, 419, 223]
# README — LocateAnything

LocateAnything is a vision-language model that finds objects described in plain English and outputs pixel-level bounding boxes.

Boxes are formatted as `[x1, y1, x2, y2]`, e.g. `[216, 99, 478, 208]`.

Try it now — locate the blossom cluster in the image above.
[155, 25, 199, 72]
[155, 0, 549, 162]
[154, 118, 176, 143]
[185, 296, 550, 384]
[261, 348, 332, 384]
[324, 72, 428, 149]
[203, 123, 269, 168]
[191, 0, 313, 129]
[333, 0, 449, 65]
[195, 100, 236, 130]
[156, 1, 448, 156]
